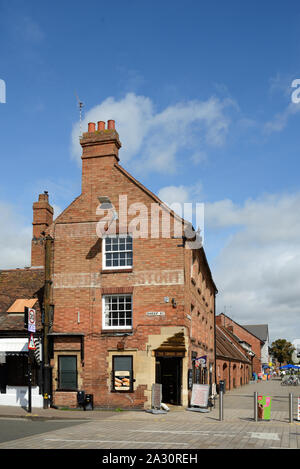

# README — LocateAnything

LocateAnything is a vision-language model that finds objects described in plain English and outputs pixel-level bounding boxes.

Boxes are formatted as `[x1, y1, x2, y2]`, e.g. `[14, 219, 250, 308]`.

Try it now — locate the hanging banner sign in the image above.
[188, 369, 193, 390]
[298, 397, 300, 422]
[257, 395, 272, 421]
[28, 308, 36, 333]
[194, 356, 207, 368]
[28, 333, 36, 350]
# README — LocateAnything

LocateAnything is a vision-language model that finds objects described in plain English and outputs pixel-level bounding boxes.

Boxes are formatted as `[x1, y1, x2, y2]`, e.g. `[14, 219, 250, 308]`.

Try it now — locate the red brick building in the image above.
[216, 313, 263, 375]
[215, 325, 252, 391]
[31, 120, 218, 409]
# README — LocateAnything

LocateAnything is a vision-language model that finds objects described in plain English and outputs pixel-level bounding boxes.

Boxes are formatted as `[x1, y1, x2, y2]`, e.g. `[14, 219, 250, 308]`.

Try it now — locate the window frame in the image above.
[102, 234, 133, 271]
[57, 355, 78, 391]
[102, 294, 133, 331]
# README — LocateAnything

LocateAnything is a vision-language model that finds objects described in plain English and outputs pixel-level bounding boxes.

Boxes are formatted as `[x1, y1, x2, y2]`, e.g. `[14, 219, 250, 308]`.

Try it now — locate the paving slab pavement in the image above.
[0, 378, 299, 449]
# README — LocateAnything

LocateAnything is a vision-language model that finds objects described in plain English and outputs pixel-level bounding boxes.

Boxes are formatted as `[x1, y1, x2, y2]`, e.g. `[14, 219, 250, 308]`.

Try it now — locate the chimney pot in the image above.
[97, 121, 105, 131]
[39, 192, 49, 202]
[88, 122, 96, 132]
[107, 120, 115, 130]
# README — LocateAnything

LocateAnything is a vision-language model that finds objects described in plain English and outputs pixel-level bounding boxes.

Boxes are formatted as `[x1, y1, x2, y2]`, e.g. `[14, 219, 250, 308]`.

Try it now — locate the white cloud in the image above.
[158, 181, 203, 222]
[52, 204, 62, 218]
[157, 183, 300, 341]
[190, 150, 207, 165]
[268, 72, 295, 99]
[0, 202, 31, 269]
[205, 193, 300, 342]
[158, 185, 192, 206]
[264, 102, 300, 134]
[0, 197, 62, 270]
[71, 93, 235, 174]
[263, 74, 300, 133]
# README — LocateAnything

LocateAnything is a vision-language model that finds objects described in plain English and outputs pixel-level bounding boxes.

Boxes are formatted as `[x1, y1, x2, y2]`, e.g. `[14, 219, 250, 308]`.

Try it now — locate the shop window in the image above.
[58, 355, 77, 390]
[112, 355, 133, 392]
[5, 354, 36, 386]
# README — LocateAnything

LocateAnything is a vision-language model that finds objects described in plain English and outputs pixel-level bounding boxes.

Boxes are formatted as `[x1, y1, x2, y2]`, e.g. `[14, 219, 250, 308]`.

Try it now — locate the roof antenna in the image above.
[75, 91, 85, 137]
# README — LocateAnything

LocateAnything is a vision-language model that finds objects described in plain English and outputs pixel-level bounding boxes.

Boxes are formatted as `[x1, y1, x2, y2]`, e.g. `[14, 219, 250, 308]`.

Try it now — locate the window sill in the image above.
[56, 389, 78, 392]
[101, 329, 133, 335]
[111, 389, 134, 393]
[101, 268, 133, 274]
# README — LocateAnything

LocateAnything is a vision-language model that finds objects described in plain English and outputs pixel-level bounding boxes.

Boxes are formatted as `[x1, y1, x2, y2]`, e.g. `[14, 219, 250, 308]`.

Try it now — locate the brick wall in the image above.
[216, 358, 250, 390]
[48, 122, 217, 409]
[31, 192, 53, 267]
[216, 314, 262, 374]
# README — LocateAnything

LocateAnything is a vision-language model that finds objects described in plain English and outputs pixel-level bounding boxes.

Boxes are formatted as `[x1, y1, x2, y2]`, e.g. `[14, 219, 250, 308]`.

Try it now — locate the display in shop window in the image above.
[114, 370, 131, 391]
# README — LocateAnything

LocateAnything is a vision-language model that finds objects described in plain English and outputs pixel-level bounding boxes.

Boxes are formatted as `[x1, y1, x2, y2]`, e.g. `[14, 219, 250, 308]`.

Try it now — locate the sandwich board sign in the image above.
[28, 308, 36, 333]
[151, 383, 162, 410]
[191, 384, 209, 408]
[28, 333, 36, 351]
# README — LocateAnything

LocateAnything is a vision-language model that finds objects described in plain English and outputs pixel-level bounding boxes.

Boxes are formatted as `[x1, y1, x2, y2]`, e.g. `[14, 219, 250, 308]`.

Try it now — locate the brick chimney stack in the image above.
[31, 191, 54, 268]
[80, 120, 122, 193]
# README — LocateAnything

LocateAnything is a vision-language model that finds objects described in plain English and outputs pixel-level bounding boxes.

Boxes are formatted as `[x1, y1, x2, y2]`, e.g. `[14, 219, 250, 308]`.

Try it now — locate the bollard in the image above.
[254, 391, 258, 422]
[219, 390, 224, 421]
[289, 393, 293, 423]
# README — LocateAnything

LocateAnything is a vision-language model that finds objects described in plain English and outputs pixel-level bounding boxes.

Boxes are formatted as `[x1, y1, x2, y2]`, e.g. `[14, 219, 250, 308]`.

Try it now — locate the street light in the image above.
[97, 196, 119, 235]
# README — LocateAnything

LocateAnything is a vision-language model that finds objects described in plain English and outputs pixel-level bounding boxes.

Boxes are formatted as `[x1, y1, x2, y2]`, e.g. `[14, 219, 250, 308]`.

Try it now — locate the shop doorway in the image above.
[155, 357, 182, 405]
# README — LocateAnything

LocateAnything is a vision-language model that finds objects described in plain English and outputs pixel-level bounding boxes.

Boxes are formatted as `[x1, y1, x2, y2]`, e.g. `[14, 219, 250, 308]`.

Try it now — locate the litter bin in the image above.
[77, 390, 85, 409]
[85, 394, 94, 411]
[219, 380, 226, 394]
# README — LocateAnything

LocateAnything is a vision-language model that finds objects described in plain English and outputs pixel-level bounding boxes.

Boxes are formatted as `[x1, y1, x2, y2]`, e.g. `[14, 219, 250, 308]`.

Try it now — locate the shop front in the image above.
[0, 338, 43, 407]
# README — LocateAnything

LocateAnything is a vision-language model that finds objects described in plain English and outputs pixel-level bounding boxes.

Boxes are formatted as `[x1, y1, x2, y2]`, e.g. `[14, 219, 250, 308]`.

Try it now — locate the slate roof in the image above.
[242, 324, 269, 343]
[217, 314, 265, 344]
[0, 268, 44, 333]
[216, 326, 251, 363]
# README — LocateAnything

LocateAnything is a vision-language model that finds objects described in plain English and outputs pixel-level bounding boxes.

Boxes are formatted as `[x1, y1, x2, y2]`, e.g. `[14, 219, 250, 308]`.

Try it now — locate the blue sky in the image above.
[1, 0, 300, 342]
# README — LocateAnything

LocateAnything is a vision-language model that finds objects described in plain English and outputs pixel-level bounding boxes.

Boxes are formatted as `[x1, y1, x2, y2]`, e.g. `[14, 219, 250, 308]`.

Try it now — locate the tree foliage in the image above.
[270, 339, 295, 365]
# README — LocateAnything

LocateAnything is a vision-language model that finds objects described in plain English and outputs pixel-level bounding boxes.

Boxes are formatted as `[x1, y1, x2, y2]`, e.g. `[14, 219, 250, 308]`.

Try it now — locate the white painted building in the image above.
[242, 324, 270, 368]
[292, 339, 300, 365]
[0, 268, 45, 408]
[0, 338, 43, 407]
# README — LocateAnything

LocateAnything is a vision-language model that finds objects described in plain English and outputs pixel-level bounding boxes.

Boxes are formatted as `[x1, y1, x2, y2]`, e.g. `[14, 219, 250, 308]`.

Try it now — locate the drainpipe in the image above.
[43, 235, 53, 409]
[214, 293, 217, 386]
